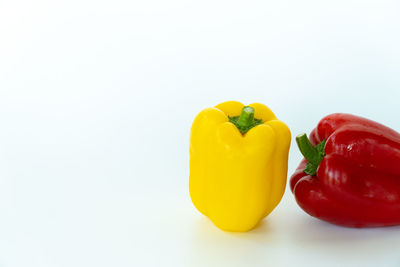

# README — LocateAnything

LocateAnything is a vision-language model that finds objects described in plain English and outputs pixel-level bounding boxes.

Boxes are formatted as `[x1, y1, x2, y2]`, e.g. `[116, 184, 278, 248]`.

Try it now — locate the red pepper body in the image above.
[291, 113, 400, 227]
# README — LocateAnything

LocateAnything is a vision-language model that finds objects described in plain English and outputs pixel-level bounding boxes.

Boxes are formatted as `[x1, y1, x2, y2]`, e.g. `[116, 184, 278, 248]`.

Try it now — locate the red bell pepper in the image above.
[290, 113, 400, 227]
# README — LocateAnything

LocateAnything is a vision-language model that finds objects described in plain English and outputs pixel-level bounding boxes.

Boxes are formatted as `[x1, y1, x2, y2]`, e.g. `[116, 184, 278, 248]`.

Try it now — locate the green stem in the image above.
[228, 106, 262, 134]
[237, 106, 255, 129]
[296, 134, 326, 176]
[296, 134, 320, 165]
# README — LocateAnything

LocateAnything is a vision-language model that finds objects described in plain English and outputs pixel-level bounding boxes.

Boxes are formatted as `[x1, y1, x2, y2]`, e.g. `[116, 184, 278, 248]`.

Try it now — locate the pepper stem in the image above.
[237, 106, 255, 129]
[228, 106, 262, 134]
[296, 134, 320, 165]
[296, 134, 326, 176]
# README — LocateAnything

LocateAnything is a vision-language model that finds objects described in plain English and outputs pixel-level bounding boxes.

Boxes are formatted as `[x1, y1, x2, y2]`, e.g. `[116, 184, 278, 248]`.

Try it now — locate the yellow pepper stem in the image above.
[228, 106, 263, 134]
[237, 106, 255, 129]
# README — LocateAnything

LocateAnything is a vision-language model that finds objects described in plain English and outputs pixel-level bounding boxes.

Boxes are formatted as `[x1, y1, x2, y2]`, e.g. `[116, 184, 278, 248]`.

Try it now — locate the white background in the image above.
[1, 0, 400, 266]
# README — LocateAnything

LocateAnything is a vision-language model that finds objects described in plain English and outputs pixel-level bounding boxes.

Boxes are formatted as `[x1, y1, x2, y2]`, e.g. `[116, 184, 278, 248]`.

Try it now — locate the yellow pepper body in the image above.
[189, 101, 291, 232]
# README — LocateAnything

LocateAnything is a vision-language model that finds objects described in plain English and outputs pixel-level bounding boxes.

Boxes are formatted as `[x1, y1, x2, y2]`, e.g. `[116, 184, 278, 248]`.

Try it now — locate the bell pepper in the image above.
[291, 113, 400, 227]
[189, 101, 291, 232]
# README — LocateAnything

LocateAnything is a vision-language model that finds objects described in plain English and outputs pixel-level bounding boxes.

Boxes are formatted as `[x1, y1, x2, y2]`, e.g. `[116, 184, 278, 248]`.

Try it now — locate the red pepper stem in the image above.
[296, 134, 321, 166]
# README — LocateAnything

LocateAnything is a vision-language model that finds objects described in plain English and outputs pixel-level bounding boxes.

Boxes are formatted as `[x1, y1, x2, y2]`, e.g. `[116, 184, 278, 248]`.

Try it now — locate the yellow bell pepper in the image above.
[189, 101, 291, 232]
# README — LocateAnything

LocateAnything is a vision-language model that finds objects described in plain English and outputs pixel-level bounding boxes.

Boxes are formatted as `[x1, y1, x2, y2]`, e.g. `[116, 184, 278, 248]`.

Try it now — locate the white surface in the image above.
[1, 0, 400, 266]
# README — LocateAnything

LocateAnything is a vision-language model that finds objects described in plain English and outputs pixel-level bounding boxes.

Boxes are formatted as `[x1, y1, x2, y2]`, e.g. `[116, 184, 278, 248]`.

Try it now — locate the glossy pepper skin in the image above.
[189, 101, 291, 232]
[291, 113, 400, 227]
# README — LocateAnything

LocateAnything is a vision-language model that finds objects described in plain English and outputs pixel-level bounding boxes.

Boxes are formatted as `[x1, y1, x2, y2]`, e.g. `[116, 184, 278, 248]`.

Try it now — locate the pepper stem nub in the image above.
[228, 106, 262, 134]
[237, 106, 255, 129]
[296, 134, 326, 176]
